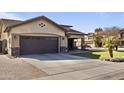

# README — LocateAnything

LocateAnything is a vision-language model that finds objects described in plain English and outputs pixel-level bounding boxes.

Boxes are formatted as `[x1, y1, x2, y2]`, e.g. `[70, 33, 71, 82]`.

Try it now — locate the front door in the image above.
[68, 38, 74, 50]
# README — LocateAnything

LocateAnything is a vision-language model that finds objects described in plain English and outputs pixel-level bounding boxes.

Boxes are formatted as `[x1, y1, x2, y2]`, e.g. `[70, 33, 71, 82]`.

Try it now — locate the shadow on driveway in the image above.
[20, 53, 90, 61]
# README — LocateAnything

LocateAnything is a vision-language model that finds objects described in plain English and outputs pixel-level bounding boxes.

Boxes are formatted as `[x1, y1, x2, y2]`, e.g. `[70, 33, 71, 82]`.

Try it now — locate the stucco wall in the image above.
[68, 34, 84, 39]
[0, 24, 9, 54]
[1, 23, 8, 40]
[10, 19, 65, 36]
[60, 36, 68, 47]
[7, 34, 12, 55]
[7, 18, 68, 55]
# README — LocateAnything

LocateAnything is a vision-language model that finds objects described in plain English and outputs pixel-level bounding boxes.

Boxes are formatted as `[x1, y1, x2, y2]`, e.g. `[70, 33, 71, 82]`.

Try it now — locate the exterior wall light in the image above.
[62, 37, 64, 40]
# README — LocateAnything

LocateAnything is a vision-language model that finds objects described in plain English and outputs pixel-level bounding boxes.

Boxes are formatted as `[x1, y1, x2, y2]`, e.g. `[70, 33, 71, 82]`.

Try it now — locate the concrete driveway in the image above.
[20, 53, 124, 80]
[0, 55, 47, 80]
[21, 53, 87, 60]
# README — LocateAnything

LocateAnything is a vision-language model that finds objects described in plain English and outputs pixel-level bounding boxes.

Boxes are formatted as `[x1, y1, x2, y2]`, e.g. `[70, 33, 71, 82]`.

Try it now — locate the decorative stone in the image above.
[60, 47, 68, 53]
[105, 59, 110, 61]
[110, 58, 124, 62]
[11, 47, 20, 57]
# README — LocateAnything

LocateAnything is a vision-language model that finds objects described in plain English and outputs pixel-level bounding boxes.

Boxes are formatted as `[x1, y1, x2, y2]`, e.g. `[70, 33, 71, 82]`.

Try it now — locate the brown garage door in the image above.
[20, 36, 58, 55]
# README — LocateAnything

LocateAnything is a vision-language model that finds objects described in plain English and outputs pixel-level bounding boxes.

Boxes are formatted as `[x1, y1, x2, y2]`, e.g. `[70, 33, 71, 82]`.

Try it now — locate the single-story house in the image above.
[0, 16, 85, 56]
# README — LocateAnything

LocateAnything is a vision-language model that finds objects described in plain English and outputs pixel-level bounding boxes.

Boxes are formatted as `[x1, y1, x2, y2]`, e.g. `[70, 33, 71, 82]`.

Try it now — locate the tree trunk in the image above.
[115, 46, 118, 51]
[108, 47, 113, 58]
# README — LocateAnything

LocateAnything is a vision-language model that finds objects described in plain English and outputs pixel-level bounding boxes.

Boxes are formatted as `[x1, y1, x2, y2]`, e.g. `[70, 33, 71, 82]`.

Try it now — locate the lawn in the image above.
[71, 51, 124, 60]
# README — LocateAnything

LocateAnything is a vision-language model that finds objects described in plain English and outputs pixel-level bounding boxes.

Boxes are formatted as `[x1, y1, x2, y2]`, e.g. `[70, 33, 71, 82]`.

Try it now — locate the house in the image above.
[85, 29, 124, 48]
[119, 28, 124, 47]
[84, 33, 95, 48]
[0, 16, 85, 56]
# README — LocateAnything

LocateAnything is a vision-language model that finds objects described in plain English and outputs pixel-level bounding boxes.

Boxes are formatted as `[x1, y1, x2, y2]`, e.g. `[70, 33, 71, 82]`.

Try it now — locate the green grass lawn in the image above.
[71, 51, 124, 60]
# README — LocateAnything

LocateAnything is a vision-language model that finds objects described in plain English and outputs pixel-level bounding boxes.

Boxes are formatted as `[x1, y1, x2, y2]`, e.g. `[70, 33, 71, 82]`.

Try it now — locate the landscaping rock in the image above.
[105, 59, 110, 61]
[110, 58, 124, 62]
[104, 58, 124, 62]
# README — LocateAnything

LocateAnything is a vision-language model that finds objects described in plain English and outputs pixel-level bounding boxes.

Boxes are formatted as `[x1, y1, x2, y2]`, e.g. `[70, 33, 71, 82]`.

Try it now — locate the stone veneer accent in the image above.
[11, 47, 20, 57]
[2, 39, 7, 54]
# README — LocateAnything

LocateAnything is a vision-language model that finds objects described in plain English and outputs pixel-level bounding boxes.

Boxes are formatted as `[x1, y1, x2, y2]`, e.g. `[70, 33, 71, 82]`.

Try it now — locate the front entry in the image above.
[20, 36, 58, 55]
[68, 38, 78, 50]
[68, 38, 74, 50]
[68, 38, 83, 51]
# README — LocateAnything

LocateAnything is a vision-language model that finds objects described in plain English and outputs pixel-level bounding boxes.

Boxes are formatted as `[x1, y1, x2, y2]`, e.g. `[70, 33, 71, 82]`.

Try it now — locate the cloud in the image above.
[0, 12, 22, 20]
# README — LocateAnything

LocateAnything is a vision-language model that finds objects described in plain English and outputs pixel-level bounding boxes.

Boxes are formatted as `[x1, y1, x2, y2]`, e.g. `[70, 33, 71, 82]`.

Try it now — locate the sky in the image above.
[0, 12, 124, 33]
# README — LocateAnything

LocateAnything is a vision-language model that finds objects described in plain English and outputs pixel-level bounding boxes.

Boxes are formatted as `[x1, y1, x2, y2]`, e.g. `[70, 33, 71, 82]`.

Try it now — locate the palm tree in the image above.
[104, 27, 121, 51]
[103, 37, 115, 58]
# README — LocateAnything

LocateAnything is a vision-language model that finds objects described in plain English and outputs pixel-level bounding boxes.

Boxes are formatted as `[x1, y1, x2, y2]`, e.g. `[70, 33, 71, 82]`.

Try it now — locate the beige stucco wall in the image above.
[7, 33, 12, 55]
[10, 19, 65, 36]
[1, 32, 8, 41]
[1, 23, 8, 40]
[0, 24, 10, 54]
[68, 34, 84, 39]
[60, 36, 68, 47]
[74, 39, 81, 49]
[7, 18, 68, 55]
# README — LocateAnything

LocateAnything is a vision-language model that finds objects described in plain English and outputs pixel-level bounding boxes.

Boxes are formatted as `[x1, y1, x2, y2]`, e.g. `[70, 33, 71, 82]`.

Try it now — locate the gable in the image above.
[9, 18, 65, 36]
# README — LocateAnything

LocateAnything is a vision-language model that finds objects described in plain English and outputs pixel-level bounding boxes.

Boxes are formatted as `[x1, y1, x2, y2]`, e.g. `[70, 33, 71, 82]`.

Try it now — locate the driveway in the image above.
[0, 55, 47, 80]
[20, 53, 124, 80]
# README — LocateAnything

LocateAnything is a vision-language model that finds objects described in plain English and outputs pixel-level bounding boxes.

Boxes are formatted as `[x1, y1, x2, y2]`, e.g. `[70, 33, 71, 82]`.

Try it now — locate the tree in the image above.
[112, 37, 120, 51]
[103, 26, 121, 58]
[95, 28, 103, 33]
[103, 36, 115, 58]
[93, 28, 103, 47]
[104, 26, 121, 51]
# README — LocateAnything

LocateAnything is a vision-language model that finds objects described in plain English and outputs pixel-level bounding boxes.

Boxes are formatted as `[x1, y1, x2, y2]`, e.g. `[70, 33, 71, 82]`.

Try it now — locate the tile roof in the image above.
[60, 25, 85, 35]
[59, 24, 73, 27]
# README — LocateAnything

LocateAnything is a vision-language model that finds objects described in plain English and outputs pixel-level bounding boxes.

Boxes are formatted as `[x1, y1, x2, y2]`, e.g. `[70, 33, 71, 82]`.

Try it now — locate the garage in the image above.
[20, 36, 58, 55]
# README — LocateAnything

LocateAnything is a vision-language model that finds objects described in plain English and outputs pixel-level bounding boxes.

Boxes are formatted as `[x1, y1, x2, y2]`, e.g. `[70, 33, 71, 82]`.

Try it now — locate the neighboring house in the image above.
[84, 33, 95, 48]
[85, 30, 124, 48]
[0, 16, 85, 56]
[119, 28, 124, 47]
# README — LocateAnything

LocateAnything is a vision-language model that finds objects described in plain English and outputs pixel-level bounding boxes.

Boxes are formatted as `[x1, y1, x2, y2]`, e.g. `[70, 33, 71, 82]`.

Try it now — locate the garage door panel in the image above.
[20, 36, 58, 55]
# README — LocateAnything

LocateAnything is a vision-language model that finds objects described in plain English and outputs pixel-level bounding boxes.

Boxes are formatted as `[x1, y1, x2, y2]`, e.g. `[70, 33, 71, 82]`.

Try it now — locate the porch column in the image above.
[60, 36, 68, 53]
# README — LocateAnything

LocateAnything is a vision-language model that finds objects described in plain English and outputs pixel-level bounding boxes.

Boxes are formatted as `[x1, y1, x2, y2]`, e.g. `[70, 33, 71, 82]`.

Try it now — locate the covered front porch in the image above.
[68, 38, 84, 50]
[66, 31, 85, 51]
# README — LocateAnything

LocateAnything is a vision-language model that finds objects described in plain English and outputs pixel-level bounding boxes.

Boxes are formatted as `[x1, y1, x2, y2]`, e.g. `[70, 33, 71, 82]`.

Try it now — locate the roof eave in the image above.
[4, 16, 68, 33]
[66, 32, 85, 35]
[4, 27, 11, 32]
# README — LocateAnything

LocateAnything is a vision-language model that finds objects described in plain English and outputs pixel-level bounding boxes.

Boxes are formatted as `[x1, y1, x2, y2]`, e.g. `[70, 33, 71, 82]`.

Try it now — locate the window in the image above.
[39, 23, 45, 27]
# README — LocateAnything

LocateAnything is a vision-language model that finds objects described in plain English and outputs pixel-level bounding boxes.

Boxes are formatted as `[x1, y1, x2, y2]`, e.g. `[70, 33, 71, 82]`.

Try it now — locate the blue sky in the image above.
[1, 12, 124, 33]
